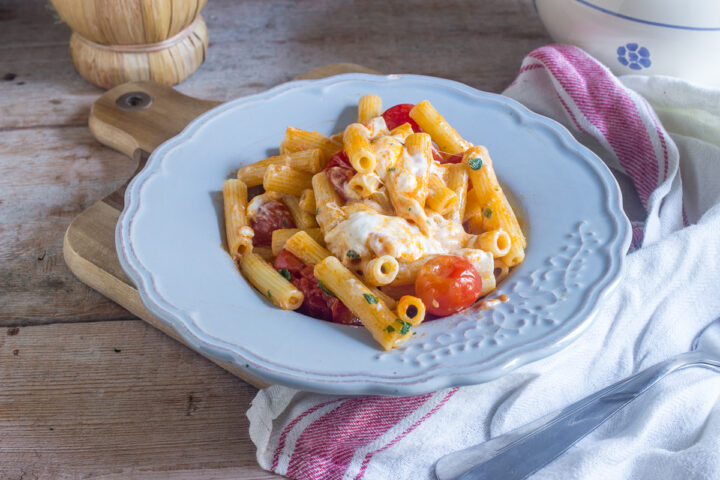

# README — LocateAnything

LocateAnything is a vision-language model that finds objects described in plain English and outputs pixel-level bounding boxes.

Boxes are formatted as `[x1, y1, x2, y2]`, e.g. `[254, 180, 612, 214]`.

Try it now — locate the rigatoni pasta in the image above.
[222, 95, 524, 350]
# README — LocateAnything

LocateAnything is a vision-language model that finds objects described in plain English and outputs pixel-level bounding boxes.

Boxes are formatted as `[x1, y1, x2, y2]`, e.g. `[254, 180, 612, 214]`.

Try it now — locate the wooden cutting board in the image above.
[63, 63, 378, 389]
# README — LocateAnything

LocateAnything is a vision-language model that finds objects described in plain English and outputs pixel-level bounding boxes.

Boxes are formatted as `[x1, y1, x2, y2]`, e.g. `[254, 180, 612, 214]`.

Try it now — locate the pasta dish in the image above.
[222, 96, 525, 350]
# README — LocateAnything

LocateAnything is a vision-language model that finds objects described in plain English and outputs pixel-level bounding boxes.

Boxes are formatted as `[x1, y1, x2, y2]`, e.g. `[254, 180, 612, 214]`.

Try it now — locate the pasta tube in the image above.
[426, 174, 457, 215]
[280, 127, 341, 160]
[474, 229, 511, 258]
[463, 146, 525, 266]
[358, 94, 382, 123]
[282, 194, 318, 229]
[346, 172, 381, 199]
[409, 100, 471, 154]
[343, 123, 377, 174]
[314, 256, 412, 350]
[271, 228, 323, 257]
[312, 172, 346, 234]
[299, 189, 316, 214]
[264, 164, 313, 197]
[222, 179, 253, 258]
[237, 154, 289, 187]
[288, 149, 326, 173]
[239, 253, 303, 310]
[364, 255, 399, 286]
[285, 230, 332, 265]
[446, 163, 469, 224]
[396, 295, 426, 326]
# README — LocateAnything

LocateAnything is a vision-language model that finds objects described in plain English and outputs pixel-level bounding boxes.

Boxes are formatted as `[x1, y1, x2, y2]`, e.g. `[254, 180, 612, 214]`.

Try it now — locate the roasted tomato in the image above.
[324, 151, 355, 201]
[251, 200, 296, 246]
[274, 250, 361, 325]
[273, 249, 306, 277]
[415, 255, 482, 317]
[294, 265, 333, 321]
[382, 104, 421, 132]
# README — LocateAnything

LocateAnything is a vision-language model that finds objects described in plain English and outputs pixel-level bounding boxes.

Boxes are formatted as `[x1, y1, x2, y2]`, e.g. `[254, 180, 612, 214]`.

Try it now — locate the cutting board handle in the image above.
[89, 81, 222, 160]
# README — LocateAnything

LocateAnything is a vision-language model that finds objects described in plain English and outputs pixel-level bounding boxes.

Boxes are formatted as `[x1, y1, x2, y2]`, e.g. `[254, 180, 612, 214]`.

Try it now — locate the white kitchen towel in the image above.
[247, 45, 720, 479]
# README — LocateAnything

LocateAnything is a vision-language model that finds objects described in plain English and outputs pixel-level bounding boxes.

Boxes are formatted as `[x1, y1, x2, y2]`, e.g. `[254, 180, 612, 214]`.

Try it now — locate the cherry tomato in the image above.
[325, 151, 353, 170]
[382, 104, 421, 132]
[293, 265, 333, 321]
[324, 151, 355, 201]
[273, 248, 305, 277]
[251, 200, 296, 246]
[415, 255, 482, 316]
[441, 153, 464, 164]
[328, 297, 362, 326]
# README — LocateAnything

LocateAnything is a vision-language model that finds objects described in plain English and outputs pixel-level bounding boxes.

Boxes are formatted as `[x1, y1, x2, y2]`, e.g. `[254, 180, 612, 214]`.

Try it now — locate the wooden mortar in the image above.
[50, 0, 209, 89]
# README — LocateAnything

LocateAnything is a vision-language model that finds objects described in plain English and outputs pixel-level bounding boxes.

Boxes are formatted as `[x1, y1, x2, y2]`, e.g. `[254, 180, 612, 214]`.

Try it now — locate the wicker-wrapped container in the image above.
[50, 0, 209, 89]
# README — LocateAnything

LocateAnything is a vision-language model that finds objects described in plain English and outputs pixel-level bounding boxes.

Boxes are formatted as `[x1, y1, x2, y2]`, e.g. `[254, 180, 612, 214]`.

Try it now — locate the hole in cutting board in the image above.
[116, 91, 153, 111]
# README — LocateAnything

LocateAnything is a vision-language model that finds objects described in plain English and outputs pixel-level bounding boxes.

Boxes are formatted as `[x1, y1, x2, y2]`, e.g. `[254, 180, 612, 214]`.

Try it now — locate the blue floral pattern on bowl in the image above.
[617, 43, 652, 70]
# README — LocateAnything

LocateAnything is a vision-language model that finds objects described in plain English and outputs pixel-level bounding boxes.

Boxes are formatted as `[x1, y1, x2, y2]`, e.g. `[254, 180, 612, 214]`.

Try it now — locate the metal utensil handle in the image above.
[437, 351, 720, 480]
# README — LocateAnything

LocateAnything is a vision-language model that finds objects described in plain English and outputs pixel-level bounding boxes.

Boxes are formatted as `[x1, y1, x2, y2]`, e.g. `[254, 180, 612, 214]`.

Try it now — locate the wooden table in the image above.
[0, 1, 551, 477]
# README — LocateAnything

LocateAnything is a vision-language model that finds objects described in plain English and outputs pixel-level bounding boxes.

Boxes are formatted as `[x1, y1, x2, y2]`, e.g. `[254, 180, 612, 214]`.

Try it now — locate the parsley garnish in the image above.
[397, 319, 412, 335]
[279, 268, 291, 281]
[346, 249, 360, 259]
[315, 207, 320, 215]
[482, 207, 492, 218]
[267, 290, 272, 298]
[387, 167, 396, 172]
[385, 325, 395, 333]
[318, 280, 335, 297]
[469, 157, 483, 170]
[281, 218, 288, 227]
[363, 293, 378, 304]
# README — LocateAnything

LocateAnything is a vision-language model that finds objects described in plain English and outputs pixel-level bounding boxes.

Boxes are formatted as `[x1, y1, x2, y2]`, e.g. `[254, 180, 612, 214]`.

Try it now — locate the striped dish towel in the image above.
[248, 45, 720, 479]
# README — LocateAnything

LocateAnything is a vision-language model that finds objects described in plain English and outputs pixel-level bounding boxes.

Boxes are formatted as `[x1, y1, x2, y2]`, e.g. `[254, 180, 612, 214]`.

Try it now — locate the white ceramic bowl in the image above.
[116, 74, 631, 395]
[535, 0, 720, 87]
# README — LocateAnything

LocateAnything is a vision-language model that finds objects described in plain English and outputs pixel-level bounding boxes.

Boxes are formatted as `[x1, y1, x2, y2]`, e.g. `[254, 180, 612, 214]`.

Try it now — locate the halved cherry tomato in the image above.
[382, 104, 421, 132]
[251, 200, 296, 246]
[415, 255, 482, 317]
[324, 151, 355, 201]
[274, 250, 361, 325]
[273, 249, 305, 277]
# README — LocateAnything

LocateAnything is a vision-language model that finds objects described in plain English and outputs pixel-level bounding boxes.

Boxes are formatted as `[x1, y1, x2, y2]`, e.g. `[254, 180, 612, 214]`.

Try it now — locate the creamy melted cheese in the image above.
[402, 150, 429, 178]
[363, 116, 390, 139]
[325, 210, 467, 263]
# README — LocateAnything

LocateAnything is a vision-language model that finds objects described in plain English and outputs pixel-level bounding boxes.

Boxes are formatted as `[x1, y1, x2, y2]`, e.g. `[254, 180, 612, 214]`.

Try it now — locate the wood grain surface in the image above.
[0, 0, 552, 477]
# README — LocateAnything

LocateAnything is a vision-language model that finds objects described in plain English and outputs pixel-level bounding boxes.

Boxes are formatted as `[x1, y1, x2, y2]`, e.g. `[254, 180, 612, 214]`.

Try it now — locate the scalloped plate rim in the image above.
[116, 73, 632, 395]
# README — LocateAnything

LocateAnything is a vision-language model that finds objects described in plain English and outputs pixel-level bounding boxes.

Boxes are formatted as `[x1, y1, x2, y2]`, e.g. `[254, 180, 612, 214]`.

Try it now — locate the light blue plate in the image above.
[116, 74, 631, 395]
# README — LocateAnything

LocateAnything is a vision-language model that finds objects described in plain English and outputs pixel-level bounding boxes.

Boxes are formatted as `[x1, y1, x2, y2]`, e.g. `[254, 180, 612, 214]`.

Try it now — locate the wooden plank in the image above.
[0, 0, 550, 129]
[0, 320, 280, 479]
[0, 126, 134, 324]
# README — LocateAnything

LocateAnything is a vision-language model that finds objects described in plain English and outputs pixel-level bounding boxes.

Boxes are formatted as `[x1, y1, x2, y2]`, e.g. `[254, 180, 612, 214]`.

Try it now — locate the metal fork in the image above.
[435, 317, 720, 480]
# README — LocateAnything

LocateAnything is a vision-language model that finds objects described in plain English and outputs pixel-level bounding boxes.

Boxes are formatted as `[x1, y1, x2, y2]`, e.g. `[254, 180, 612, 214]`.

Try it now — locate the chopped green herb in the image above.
[267, 290, 272, 298]
[346, 249, 360, 259]
[363, 293, 378, 304]
[482, 207, 493, 218]
[387, 167, 396, 172]
[245, 364, 249, 368]
[281, 218, 288, 227]
[279, 268, 291, 281]
[395, 318, 412, 335]
[315, 207, 320, 215]
[385, 325, 396, 333]
[408, 207, 412, 211]
[318, 280, 335, 297]
[469, 157, 483, 170]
